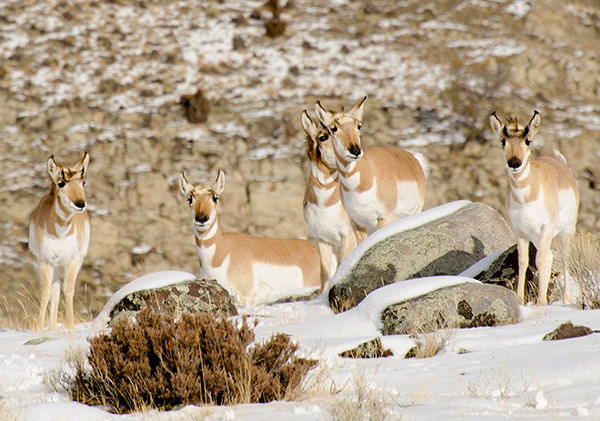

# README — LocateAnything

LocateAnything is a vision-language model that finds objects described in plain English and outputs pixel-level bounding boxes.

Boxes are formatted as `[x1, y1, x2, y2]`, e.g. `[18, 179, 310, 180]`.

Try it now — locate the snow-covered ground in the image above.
[2, 272, 600, 420]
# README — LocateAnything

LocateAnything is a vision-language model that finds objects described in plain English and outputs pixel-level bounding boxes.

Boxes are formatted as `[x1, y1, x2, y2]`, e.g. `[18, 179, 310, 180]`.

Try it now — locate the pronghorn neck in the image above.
[310, 159, 337, 188]
[46, 187, 78, 238]
[506, 157, 534, 204]
[193, 216, 227, 270]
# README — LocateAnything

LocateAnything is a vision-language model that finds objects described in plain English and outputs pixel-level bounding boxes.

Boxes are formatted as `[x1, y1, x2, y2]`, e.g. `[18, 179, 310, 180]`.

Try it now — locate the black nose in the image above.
[349, 145, 362, 158]
[195, 214, 209, 223]
[74, 200, 86, 210]
[507, 157, 521, 169]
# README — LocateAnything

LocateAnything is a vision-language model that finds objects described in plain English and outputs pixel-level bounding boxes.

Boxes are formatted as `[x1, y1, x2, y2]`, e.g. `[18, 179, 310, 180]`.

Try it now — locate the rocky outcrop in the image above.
[107, 278, 237, 326]
[328, 202, 515, 312]
[381, 283, 520, 335]
[543, 321, 594, 341]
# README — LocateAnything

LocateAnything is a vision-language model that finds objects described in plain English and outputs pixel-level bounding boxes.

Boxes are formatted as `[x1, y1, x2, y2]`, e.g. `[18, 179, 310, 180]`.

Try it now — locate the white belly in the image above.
[508, 188, 577, 245]
[304, 201, 353, 247]
[251, 263, 305, 303]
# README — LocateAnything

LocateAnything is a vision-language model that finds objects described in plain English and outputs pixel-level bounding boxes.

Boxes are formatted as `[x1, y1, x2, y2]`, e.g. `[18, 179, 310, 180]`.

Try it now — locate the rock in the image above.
[267, 287, 321, 305]
[339, 337, 392, 359]
[467, 243, 560, 303]
[329, 202, 515, 312]
[543, 321, 594, 341]
[232, 35, 246, 50]
[381, 283, 520, 335]
[108, 278, 237, 326]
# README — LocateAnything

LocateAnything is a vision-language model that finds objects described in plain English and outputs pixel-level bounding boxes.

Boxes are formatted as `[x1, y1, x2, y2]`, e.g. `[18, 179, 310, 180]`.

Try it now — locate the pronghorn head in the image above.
[315, 96, 367, 163]
[47, 151, 90, 213]
[490, 110, 541, 173]
[300, 110, 337, 169]
[179, 169, 225, 233]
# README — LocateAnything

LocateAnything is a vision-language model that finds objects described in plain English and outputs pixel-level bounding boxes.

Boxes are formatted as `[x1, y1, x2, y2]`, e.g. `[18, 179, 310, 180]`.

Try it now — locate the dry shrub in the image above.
[327, 372, 393, 421]
[405, 329, 455, 359]
[67, 309, 317, 413]
[264, 0, 287, 38]
[565, 233, 600, 309]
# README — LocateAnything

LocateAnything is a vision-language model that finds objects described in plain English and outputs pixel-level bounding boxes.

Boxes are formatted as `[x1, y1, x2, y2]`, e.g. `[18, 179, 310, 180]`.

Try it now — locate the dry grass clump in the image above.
[405, 329, 455, 359]
[565, 233, 600, 309]
[64, 309, 316, 414]
[264, 0, 287, 38]
[327, 372, 394, 421]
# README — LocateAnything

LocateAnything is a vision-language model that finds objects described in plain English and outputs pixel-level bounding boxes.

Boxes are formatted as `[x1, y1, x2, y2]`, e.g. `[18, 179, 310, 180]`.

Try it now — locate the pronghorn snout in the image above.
[507, 157, 522, 169]
[195, 213, 209, 224]
[348, 144, 362, 159]
[73, 199, 86, 211]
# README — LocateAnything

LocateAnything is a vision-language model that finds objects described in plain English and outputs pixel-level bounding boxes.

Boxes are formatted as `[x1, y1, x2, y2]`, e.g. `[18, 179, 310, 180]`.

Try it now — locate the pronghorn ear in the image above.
[73, 151, 90, 176]
[489, 112, 503, 136]
[213, 170, 225, 196]
[47, 156, 61, 184]
[315, 100, 334, 128]
[300, 110, 317, 140]
[179, 171, 193, 197]
[349, 95, 367, 122]
[527, 110, 541, 136]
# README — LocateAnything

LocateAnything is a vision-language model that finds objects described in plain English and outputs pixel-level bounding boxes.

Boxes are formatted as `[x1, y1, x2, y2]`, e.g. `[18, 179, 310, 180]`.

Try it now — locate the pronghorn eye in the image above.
[318, 134, 328, 142]
[525, 139, 532, 146]
[330, 126, 337, 133]
[187, 196, 193, 205]
[212, 195, 218, 203]
[501, 139, 506, 147]
[58, 181, 66, 188]
[82, 181, 87, 186]
[358, 124, 362, 131]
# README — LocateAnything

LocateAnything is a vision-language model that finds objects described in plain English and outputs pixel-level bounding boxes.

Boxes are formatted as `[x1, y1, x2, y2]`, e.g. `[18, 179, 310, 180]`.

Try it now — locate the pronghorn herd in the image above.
[28, 99, 581, 331]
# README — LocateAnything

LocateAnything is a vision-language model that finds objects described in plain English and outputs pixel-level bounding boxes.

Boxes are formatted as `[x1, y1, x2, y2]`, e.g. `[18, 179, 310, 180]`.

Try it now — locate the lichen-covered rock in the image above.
[339, 337, 392, 359]
[108, 278, 237, 326]
[543, 321, 594, 341]
[267, 287, 321, 305]
[381, 283, 520, 335]
[469, 244, 560, 303]
[329, 202, 515, 312]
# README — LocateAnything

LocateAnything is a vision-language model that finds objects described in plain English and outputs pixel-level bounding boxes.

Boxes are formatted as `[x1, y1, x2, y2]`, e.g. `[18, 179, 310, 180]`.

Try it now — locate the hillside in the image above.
[1, 0, 599, 318]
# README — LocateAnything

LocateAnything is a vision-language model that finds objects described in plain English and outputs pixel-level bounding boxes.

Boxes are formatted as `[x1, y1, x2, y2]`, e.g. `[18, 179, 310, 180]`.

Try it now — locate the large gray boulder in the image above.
[381, 283, 520, 335]
[328, 201, 515, 312]
[93, 271, 238, 328]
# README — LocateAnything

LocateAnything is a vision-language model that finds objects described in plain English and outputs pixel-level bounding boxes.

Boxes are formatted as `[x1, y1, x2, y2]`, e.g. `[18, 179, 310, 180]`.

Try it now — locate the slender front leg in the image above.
[516, 235, 530, 305]
[536, 227, 555, 306]
[63, 259, 83, 329]
[317, 242, 333, 292]
[352, 221, 367, 245]
[558, 232, 574, 305]
[36, 262, 54, 333]
[376, 215, 395, 231]
[337, 233, 357, 267]
[49, 281, 61, 330]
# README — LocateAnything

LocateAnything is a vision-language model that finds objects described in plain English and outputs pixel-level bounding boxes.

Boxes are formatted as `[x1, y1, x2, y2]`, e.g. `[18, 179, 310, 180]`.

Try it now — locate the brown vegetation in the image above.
[65, 309, 317, 413]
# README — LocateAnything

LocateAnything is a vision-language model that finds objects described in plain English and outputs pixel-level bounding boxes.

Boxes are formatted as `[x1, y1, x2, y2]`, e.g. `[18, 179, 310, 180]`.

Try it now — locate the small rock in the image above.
[232, 35, 246, 50]
[180, 89, 211, 123]
[339, 338, 392, 359]
[542, 321, 594, 341]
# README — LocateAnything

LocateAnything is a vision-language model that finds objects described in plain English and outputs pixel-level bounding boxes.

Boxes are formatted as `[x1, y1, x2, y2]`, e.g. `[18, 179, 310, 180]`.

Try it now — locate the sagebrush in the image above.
[565, 233, 600, 309]
[67, 309, 317, 413]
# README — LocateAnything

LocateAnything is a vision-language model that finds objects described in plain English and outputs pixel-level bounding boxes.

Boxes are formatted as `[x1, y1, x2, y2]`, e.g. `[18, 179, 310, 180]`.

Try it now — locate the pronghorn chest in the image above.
[339, 174, 384, 231]
[195, 243, 234, 292]
[304, 197, 352, 246]
[31, 220, 90, 267]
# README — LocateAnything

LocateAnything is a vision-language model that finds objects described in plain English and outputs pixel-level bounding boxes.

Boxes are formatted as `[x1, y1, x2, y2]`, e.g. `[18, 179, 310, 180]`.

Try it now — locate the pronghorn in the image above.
[315, 96, 429, 242]
[29, 152, 91, 332]
[301, 110, 357, 291]
[490, 111, 580, 305]
[179, 170, 321, 304]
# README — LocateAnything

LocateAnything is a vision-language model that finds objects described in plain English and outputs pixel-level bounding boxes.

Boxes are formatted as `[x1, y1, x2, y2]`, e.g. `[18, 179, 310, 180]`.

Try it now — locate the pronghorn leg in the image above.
[338, 234, 356, 266]
[317, 242, 333, 292]
[36, 262, 54, 333]
[376, 215, 395, 231]
[63, 260, 82, 329]
[536, 228, 555, 306]
[558, 232, 574, 305]
[516, 235, 529, 305]
[48, 280, 61, 330]
[352, 222, 367, 244]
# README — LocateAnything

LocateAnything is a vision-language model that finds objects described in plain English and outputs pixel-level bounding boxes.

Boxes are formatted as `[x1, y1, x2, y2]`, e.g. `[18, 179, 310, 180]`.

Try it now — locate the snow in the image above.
[329, 200, 472, 289]
[92, 270, 197, 330]
[4, 277, 600, 419]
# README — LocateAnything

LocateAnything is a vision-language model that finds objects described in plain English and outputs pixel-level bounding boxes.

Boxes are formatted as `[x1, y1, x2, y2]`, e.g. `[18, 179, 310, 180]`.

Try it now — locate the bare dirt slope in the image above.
[1, 0, 599, 319]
